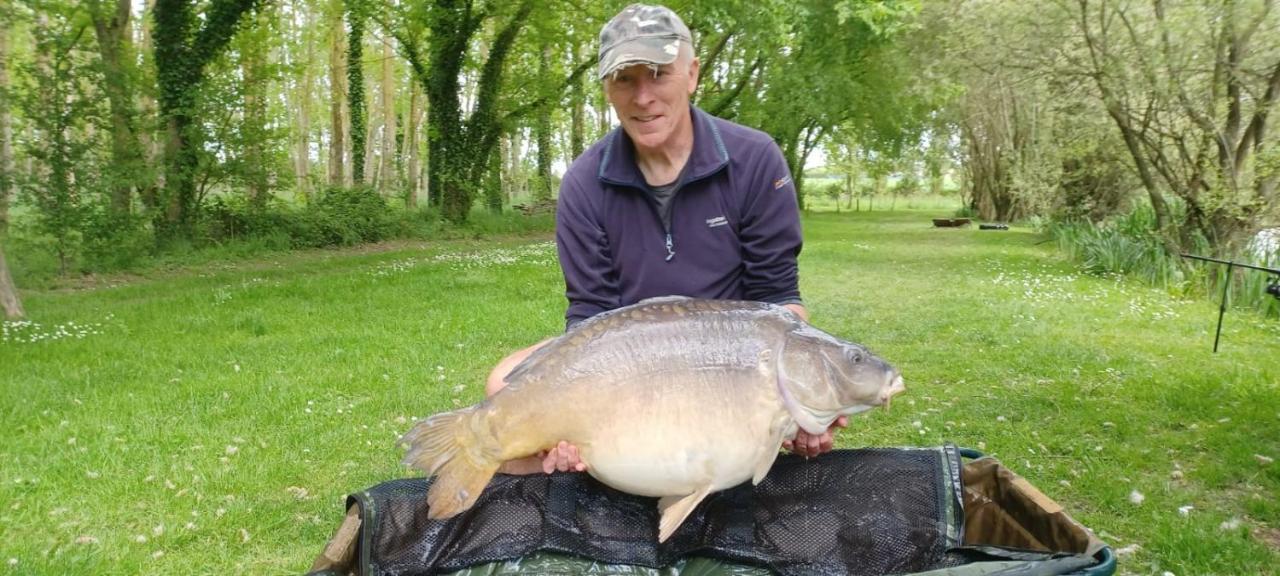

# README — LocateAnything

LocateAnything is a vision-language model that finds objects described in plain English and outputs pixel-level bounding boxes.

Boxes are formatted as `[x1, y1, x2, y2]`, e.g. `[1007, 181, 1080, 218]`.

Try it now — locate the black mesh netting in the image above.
[350, 447, 965, 576]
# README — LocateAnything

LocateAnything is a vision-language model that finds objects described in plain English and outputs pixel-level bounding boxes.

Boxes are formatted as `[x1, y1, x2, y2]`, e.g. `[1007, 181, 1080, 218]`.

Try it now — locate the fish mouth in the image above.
[882, 374, 906, 411]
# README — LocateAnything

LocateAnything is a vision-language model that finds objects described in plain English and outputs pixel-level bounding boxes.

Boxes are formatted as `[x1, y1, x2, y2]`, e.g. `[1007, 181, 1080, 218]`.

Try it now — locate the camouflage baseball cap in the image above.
[598, 4, 693, 79]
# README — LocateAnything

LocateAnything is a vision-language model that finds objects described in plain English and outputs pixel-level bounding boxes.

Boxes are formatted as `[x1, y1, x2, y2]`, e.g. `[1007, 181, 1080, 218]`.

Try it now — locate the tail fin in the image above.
[399, 408, 501, 519]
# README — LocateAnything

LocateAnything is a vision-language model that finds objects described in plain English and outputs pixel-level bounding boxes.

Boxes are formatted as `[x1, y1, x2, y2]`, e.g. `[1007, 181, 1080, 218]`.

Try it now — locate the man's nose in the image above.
[631, 77, 657, 106]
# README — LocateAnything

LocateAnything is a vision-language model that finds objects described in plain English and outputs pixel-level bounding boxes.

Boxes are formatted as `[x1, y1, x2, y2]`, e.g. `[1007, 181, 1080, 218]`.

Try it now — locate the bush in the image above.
[196, 186, 398, 249]
[81, 209, 154, 272]
[304, 185, 396, 246]
[1044, 204, 1277, 317]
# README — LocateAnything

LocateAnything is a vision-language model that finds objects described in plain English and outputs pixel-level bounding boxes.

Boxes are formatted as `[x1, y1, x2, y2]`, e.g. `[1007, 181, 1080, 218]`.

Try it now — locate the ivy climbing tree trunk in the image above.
[153, 0, 260, 244]
[535, 44, 553, 202]
[346, 0, 366, 185]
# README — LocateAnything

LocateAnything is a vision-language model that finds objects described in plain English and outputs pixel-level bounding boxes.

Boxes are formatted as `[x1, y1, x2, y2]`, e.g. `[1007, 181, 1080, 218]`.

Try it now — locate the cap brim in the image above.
[599, 36, 683, 79]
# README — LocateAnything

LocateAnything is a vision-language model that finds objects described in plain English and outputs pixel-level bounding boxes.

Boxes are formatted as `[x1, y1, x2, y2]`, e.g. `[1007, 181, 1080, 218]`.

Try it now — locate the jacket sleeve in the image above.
[738, 140, 803, 305]
[556, 175, 621, 328]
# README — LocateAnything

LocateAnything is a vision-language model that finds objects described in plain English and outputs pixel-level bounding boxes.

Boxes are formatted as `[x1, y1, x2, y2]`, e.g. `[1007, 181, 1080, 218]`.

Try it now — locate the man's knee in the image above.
[485, 364, 510, 397]
[485, 338, 553, 398]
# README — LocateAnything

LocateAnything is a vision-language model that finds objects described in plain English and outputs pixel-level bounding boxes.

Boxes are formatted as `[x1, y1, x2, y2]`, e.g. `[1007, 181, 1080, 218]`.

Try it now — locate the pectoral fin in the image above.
[753, 413, 794, 485]
[657, 484, 712, 543]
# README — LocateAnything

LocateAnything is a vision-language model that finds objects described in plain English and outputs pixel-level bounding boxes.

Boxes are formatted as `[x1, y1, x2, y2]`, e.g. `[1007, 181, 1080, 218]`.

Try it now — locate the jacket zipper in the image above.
[640, 183, 677, 262]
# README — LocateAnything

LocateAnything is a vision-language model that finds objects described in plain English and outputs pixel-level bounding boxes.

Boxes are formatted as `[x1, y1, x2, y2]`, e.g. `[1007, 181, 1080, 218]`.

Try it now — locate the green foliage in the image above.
[152, 0, 261, 243]
[306, 185, 395, 245]
[16, 3, 103, 274]
[80, 206, 154, 272]
[1054, 136, 1140, 223]
[891, 172, 921, 197]
[1046, 207, 1183, 287]
[201, 186, 395, 249]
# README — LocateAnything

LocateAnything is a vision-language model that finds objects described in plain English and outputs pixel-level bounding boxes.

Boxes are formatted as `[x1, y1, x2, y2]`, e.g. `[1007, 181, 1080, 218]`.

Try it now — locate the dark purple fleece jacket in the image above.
[555, 107, 803, 328]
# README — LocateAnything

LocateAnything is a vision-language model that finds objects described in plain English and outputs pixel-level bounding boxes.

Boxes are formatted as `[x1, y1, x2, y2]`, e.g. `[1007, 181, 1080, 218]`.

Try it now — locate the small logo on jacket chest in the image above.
[705, 216, 728, 228]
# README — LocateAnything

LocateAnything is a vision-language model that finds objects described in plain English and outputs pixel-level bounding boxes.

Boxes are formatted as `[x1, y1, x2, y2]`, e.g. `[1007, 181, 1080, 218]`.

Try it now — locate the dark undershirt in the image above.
[648, 180, 678, 232]
[645, 163, 687, 232]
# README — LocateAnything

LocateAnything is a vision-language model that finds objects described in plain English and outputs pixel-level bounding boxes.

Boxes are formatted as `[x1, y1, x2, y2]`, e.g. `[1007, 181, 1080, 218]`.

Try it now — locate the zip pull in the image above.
[664, 233, 675, 261]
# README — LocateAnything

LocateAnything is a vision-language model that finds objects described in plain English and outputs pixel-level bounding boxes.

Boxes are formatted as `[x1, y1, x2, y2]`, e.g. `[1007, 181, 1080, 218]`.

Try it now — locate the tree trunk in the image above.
[90, 0, 142, 217]
[161, 113, 197, 239]
[292, 0, 313, 202]
[242, 22, 267, 208]
[570, 37, 585, 161]
[0, 243, 22, 319]
[597, 93, 610, 139]
[378, 35, 396, 194]
[484, 140, 503, 213]
[363, 91, 377, 187]
[500, 134, 514, 201]
[0, 15, 11, 233]
[782, 131, 805, 211]
[137, 0, 160, 207]
[511, 130, 528, 202]
[328, 0, 347, 187]
[535, 45, 553, 202]
[419, 88, 429, 204]
[405, 76, 420, 208]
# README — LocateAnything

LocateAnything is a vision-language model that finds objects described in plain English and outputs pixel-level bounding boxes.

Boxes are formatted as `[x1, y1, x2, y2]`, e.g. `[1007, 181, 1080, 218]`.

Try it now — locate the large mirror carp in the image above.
[400, 296, 905, 542]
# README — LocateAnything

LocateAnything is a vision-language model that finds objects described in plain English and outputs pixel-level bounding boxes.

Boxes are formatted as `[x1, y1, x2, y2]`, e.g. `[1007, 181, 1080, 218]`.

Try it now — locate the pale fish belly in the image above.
[572, 369, 785, 498]
[583, 433, 773, 497]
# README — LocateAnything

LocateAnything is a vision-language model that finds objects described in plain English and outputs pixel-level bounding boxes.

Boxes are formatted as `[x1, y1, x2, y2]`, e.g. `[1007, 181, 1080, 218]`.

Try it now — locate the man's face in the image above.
[603, 56, 700, 152]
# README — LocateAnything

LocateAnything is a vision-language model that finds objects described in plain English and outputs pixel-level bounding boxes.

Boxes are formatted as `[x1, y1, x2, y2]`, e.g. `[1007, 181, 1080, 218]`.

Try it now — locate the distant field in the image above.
[802, 192, 963, 214]
[1, 210, 1277, 575]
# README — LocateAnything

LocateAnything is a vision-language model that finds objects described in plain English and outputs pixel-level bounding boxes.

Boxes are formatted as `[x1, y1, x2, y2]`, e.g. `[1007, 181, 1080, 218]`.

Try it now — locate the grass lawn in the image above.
[2, 210, 1277, 575]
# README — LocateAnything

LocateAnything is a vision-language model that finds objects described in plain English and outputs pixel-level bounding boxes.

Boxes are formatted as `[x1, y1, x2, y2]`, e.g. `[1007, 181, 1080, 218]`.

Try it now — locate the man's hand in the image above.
[496, 441, 588, 475]
[541, 441, 588, 473]
[783, 303, 810, 322]
[782, 415, 848, 458]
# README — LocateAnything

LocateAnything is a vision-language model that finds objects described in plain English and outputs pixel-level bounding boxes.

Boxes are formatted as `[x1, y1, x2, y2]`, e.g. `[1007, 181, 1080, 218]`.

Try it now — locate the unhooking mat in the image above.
[342, 447, 964, 575]
[307, 446, 1112, 576]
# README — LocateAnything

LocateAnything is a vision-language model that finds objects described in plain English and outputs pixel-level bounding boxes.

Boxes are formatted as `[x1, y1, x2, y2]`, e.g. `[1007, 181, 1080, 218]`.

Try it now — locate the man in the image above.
[486, 4, 846, 475]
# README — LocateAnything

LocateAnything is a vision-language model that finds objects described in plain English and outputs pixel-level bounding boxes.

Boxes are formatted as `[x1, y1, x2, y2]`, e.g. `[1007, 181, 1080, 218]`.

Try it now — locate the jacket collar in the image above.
[598, 105, 730, 189]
